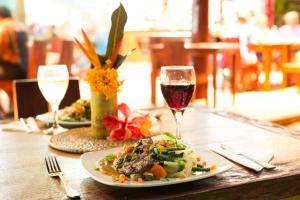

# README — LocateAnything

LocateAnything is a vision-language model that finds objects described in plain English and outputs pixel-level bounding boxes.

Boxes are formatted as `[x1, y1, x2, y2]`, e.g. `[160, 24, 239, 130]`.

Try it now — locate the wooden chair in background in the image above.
[47, 38, 74, 74]
[58, 40, 74, 73]
[13, 77, 80, 119]
[26, 39, 74, 79]
[223, 37, 259, 92]
[150, 39, 190, 105]
[27, 40, 48, 79]
[282, 62, 300, 91]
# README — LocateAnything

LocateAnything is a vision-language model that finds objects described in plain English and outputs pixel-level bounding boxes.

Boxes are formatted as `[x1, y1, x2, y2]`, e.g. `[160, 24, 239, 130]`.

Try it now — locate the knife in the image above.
[220, 144, 275, 170]
[210, 144, 263, 172]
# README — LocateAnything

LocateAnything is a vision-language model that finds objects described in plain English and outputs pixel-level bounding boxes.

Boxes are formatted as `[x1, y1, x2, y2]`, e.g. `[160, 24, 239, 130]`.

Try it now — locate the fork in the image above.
[45, 155, 80, 198]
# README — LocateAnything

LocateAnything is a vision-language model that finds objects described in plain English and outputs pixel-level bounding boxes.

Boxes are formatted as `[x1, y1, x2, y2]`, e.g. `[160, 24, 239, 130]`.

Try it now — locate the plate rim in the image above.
[80, 147, 233, 188]
[36, 112, 91, 125]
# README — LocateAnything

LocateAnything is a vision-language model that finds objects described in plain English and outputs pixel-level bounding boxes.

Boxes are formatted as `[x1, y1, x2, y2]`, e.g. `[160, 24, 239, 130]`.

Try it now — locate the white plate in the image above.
[80, 147, 233, 188]
[36, 112, 90, 128]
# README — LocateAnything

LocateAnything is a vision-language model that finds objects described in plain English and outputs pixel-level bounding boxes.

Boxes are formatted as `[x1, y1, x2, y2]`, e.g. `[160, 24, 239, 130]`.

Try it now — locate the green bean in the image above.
[192, 167, 211, 172]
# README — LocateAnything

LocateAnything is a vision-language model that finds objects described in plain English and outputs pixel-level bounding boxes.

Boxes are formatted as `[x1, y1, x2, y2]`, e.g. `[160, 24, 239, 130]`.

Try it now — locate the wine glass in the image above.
[37, 65, 69, 135]
[160, 66, 196, 142]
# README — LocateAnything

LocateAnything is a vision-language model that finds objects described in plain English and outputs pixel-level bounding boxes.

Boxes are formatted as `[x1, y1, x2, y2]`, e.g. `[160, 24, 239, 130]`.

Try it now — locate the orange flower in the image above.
[103, 103, 154, 141]
[139, 117, 153, 137]
[86, 67, 123, 99]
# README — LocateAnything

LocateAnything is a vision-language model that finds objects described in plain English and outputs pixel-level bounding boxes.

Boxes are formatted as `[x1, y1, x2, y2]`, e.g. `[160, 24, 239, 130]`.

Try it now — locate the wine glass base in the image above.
[176, 138, 183, 144]
[43, 125, 68, 135]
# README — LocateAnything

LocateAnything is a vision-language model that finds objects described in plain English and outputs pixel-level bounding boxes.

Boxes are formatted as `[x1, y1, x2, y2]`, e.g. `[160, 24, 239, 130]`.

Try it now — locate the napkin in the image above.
[1, 121, 28, 132]
[1, 117, 40, 133]
[209, 144, 274, 172]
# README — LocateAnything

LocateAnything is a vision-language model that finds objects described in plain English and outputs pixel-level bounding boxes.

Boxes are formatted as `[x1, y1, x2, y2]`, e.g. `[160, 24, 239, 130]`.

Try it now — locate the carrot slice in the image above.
[210, 164, 217, 171]
[119, 174, 127, 183]
[123, 145, 133, 153]
[137, 178, 144, 183]
[150, 164, 167, 180]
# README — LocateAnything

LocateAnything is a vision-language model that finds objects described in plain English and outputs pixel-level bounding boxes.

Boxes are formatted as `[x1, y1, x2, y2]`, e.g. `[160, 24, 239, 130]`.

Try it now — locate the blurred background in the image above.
[2, 0, 300, 130]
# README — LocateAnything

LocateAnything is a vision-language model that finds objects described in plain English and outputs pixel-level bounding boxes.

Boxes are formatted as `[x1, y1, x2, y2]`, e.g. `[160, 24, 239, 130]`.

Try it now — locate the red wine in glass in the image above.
[160, 66, 196, 141]
[161, 83, 195, 110]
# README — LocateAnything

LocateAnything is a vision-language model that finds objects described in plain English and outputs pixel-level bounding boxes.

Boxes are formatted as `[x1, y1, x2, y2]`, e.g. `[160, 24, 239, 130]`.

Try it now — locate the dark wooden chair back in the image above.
[27, 40, 48, 79]
[58, 40, 74, 73]
[49, 37, 62, 52]
[13, 77, 80, 119]
[162, 40, 190, 66]
[149, 39, 190, 105]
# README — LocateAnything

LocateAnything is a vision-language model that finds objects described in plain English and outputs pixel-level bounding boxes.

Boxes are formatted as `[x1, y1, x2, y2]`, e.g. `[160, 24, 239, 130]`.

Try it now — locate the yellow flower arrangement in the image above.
[74, 4, 133, 139]
[86, 66, 123, 99]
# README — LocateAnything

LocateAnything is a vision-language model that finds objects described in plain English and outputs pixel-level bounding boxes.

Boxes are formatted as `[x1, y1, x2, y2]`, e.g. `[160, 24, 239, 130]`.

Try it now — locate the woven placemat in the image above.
[49, 127, 135, 154]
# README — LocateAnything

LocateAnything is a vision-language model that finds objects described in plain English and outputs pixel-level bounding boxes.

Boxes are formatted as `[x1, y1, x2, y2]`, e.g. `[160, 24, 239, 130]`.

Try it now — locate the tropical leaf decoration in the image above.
[74, 29, 101, 68]
[74, 3, 134, 69]
[106, 3, 127, 61]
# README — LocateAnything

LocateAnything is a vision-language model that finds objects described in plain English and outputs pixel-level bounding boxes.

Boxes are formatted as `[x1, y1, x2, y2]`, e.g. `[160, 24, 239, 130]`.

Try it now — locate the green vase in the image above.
[90, 91, 117, 139]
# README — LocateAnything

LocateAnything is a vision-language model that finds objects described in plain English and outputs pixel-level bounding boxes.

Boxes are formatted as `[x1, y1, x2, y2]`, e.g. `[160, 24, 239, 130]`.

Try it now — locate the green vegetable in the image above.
[143, 172, 154, 181]
[131, 153, 138, 160]
[153, 147, 160, 155]
[192, 167, 211, 172]
[197, 164, 204, 168]
[175, 143, 186, 148]
[165, 147, 186, 151]
[163, 132, 176, 139]
[163, 161, 180, 173]
[160, 178, 169, 182]
[102, 153, 116, 165]
[155, 154, 175, 162]
[130, 174, 142, 181]
[94, 164, 99, 171]
[177, 160, 186, 171]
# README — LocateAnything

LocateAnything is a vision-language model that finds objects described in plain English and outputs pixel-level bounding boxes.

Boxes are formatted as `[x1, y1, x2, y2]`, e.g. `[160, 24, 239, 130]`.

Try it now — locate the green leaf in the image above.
[113, 54, 126, 69]
[97, 54, 109, 65]
[106, 3, 127, 58]
[113, 48, 136, 69]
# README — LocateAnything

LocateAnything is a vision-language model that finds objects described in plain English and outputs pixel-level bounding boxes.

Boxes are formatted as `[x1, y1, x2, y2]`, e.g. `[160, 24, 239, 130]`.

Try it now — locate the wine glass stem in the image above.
[51, 103, 59, 128]
[173, 110, 184, 141]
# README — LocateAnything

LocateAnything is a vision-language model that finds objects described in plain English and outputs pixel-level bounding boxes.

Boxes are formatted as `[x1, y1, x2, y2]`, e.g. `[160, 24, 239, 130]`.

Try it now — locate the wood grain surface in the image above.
[1, 106, 300, 200]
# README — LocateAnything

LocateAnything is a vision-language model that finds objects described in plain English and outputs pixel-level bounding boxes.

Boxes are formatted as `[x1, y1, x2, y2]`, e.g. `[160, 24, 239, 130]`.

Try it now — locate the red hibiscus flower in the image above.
[103, 103, 153, 141]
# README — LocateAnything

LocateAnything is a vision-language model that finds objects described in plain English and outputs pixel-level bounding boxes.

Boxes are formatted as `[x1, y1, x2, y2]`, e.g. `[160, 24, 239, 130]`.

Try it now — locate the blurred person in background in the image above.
[278, 11, 300, 62]
[278, 11, 300, 40]
[0, 6, 28, 118]
[0, 5, 28, 80]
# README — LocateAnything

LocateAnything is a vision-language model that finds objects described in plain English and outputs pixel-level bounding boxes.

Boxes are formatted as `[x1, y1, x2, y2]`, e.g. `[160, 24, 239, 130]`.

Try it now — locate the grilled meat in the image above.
[113, 138, 154, 175]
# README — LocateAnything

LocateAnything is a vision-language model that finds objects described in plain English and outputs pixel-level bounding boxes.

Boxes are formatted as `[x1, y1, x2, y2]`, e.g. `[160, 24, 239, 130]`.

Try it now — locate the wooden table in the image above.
[249, 43, 289, 90]
[1, 106, 300, 199]
[185, 42, 240, 107]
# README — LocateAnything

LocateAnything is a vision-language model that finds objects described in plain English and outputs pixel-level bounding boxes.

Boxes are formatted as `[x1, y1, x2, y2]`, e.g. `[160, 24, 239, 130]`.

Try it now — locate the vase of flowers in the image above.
[75, 4, 133, 139]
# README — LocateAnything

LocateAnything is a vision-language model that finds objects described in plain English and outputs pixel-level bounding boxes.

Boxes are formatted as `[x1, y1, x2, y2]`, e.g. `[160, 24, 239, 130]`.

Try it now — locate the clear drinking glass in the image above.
[37, 65, 69, 135]
[160, 66, 196, 141]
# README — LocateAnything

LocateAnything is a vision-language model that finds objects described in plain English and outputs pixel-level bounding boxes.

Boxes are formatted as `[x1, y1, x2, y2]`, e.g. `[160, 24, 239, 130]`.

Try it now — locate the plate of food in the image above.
[81, 132, 233, 187]
[36, 99, 91, 128]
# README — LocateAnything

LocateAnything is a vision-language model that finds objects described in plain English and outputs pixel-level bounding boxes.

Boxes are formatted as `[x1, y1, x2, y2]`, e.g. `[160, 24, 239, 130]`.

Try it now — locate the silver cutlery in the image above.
[20, 118, 33, 133]
[45, 155, 80, 198]
[220, 144, 276, 170]
[20, 117, 40, 133]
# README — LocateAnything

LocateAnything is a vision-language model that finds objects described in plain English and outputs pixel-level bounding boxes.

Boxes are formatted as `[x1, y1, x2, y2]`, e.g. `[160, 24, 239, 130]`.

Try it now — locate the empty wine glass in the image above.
[37, 65, 69, 135]
[160, 66, 196, 142]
